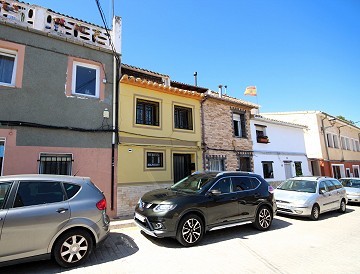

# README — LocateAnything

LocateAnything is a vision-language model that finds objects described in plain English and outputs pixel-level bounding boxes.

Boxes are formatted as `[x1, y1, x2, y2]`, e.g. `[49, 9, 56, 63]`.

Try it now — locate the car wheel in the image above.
[253, 206, 272, 231]
[53, 229, 93, 268]
[338, 199, 346, 213]
[176, 214, 204, 247]
[310, 204, 320, 221]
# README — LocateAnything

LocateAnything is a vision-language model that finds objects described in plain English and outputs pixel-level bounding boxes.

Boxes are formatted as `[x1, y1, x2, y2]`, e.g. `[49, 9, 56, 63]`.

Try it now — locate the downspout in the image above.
[201, 95, 208, 170]
[321, 115, 330, 162]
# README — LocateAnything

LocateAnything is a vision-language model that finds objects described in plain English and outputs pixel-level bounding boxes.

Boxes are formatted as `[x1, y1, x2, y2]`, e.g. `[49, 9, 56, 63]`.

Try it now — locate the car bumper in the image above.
[347, 195, 360, 203]
[134, 211, 177, 238]
[276, 203, 312, 217]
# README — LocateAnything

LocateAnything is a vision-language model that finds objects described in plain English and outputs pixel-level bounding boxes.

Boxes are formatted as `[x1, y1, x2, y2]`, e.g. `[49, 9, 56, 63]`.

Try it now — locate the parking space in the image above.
[2, 204, 360, 274]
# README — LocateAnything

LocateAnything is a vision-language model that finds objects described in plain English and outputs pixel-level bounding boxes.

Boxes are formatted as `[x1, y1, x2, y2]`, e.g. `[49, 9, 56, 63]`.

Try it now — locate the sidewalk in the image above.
[110, 215, 136, 229]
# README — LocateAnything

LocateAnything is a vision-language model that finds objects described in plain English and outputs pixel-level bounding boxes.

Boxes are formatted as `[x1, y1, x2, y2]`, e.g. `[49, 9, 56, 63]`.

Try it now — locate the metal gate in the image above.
[173, 154, 191, 183]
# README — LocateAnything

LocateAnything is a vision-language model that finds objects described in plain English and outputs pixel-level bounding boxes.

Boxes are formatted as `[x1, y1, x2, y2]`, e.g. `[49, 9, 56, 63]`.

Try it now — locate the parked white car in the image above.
[274, 176, 347, 220]
[339, 178, 360, 203]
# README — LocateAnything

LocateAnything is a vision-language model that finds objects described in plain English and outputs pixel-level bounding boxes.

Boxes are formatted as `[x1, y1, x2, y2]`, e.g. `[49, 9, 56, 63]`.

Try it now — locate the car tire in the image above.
[176, 214, 204, 247]
[310, 204, 320, 221]
[253, 205, 272, 231]
[338, 199, 346, 213]
[53, 229, 93, 268]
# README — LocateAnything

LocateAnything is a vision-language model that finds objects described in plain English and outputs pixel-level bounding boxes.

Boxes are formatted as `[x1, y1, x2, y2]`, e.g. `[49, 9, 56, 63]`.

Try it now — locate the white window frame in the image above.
[0, 48, 17, 87]
[72, 61, 100, 98]
[355, 140, 360, 152]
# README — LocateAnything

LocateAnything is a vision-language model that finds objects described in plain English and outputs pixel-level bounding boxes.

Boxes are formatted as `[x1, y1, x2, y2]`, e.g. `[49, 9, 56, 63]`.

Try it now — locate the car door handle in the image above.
[57, 208, 69, 214]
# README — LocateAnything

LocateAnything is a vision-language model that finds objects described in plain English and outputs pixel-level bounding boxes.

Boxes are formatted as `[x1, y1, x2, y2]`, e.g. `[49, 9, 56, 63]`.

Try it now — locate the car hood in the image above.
[141, 188, 190, 204]
[274, 189, 315, 203]
[345, 187, 360, 194]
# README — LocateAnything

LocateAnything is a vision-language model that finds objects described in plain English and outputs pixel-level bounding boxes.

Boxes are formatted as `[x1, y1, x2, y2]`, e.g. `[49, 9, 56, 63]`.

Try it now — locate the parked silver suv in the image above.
[0, 175, 110, 267]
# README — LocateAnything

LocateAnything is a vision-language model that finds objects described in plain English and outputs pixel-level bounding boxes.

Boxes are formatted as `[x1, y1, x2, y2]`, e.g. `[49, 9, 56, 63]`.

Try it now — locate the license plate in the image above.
[135, 212, 146, 222]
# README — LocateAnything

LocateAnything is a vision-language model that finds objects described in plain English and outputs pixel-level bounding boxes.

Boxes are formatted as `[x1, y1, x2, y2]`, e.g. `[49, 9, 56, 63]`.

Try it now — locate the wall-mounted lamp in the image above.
[103, 108, 110, 119]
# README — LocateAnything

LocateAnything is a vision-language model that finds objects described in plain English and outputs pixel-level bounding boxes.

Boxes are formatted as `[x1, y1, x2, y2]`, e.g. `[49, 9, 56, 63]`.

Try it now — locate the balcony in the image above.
[0, 0, 121, 53]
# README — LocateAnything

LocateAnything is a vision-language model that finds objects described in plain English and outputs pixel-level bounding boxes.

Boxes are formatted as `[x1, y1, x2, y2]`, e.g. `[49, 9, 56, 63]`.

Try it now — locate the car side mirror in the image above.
[319, 189, 326, 195]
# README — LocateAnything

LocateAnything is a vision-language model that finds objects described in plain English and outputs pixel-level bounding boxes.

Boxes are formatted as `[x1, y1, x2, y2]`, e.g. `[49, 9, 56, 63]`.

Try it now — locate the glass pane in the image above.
[0, 54, 15, 84]
[75, 65, 97, 96]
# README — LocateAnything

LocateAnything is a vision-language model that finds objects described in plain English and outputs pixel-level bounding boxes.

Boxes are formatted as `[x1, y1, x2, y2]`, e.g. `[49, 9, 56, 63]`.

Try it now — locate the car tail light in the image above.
[96, 198, 107, 210]
[268, 185, 275, 194]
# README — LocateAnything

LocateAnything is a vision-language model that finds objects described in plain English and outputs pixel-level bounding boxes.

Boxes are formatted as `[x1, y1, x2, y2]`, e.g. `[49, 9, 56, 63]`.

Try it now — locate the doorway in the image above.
[173, 154, 192, 183]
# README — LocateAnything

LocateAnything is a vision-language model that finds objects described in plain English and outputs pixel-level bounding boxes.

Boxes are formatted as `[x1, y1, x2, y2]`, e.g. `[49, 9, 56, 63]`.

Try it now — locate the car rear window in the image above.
[63, 183, 81, 199]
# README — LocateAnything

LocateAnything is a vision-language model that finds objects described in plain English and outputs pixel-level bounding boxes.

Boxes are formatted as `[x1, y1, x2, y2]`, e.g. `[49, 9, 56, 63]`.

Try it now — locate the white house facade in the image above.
[251, 114, 311, 186]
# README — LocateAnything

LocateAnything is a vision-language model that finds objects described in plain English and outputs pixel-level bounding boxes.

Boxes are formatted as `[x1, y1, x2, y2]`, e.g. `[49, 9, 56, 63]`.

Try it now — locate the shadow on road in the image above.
[276, 207, 355, 222]
[140, 217, 292, 248]
[0, 231, 139, 274]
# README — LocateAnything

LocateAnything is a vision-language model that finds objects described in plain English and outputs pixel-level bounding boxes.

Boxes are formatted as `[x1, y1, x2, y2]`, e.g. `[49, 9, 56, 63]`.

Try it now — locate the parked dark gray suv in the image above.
[134, 171, 276, 246]
[0, 175, 110, 267]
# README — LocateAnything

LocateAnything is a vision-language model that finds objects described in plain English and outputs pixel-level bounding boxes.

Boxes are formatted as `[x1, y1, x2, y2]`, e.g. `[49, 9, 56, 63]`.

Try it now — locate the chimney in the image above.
[194, 72, 198, 86]
[224, 85, 227, 95]
[218, 85, 223, 98]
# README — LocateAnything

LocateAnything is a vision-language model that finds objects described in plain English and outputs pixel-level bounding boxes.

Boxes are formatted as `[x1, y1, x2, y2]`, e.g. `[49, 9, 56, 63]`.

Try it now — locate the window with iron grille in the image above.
[146, 152, 163, 168]
[136, 99, 159, 126]
[39, 154, 72, 175]
[174, 105, 193, 130]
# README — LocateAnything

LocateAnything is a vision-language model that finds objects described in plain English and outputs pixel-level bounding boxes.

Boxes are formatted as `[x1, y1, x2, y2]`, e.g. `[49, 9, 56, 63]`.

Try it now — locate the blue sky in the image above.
[29, 0, 360, 122]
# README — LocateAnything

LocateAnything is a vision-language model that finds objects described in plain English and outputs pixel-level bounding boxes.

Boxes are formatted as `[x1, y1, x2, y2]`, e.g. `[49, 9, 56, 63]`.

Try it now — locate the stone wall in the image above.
[117, 182, 172, 217]
[202, 97, 254, 171]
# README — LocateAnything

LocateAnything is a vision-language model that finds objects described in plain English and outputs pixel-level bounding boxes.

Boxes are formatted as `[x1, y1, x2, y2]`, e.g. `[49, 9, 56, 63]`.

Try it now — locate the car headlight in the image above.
[153, 204, 177, 212]
[292, 200, 309, 207]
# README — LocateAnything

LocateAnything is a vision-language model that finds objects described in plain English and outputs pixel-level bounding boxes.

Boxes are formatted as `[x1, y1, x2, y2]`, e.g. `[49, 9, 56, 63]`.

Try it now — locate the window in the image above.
[0, 181, 12, 208]
[146, 152, 163, 168]
[209, 159, 225, 171]
[233, 113, 246, 138]
[231, 176, 254, 191]
[14, 181, 64, 207]
[331, 180, 343, 189]
[256, 125, 268, 143]
[326, 133, 334, 148]
[39, 154, 72, 175]
[295, 162, 303, 176]
[262, 161, 274, 179]
[211, 178, 231, 194]
[0, 140, 4, 176]
[174, 105, 193, 130]
[72, 61, 100, 97]
[0, 49, 16, 86]
[345, 138, 350, 150]
[239, 156, 251, 172]
[136, 99, 159, 126]
[0, 41, 25, 88]
[324, 180, 336, 191]
[333, 135, 339, 149]
[63, 183, 81, 199]
[355, 140, 360, 152]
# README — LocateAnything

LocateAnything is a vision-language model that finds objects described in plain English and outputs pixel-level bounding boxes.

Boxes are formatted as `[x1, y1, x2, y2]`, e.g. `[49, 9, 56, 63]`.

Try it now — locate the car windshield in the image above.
[171, 173, 216, 193]
[340, 179, 360, 188]
[278, 180, 317, 193]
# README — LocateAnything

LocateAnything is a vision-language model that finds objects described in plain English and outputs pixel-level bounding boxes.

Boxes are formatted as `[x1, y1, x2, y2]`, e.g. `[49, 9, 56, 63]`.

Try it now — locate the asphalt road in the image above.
[2, 204, 360, 274]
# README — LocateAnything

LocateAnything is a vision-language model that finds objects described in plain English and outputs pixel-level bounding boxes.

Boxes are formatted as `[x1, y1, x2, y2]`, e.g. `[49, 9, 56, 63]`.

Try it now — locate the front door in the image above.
[284, 162, 292, 179]
[173, 154, 192, 183]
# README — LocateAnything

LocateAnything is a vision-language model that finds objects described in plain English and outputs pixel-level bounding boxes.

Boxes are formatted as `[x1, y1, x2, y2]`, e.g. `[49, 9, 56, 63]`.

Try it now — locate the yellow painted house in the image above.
[117, 65, 204, 216]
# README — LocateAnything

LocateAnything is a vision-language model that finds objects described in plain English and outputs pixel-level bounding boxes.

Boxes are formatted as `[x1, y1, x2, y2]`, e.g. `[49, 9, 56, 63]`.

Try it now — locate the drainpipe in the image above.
[201, 95, 208, 171]
[321, 115, 330, 162]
